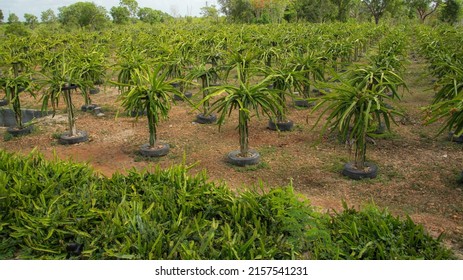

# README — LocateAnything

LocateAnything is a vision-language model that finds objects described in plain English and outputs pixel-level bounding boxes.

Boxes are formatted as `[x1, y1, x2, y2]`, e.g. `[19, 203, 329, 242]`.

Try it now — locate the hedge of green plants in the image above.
[0, 150, 454, 259]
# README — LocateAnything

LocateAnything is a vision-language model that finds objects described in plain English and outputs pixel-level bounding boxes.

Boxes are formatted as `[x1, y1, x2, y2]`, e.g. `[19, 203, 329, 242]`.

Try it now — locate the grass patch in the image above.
[3, 132, 13, 142]
[231, 161, 270, 172]
[51, 132, 61, 139]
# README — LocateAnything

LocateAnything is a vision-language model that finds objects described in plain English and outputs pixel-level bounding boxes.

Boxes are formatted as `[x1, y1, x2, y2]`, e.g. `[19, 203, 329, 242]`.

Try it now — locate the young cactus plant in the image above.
[0, 63, 36, 136]
[201, 65, 283, 166]
[118, 64, 180, 157]
[312, 64, 406, 179]
[187, 63, 220, 124]
[39, 51, 88, 144]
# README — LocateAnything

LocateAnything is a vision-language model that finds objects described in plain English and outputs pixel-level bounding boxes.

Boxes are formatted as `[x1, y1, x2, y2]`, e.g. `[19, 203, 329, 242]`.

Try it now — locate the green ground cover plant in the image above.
[0, 150, 454, 260]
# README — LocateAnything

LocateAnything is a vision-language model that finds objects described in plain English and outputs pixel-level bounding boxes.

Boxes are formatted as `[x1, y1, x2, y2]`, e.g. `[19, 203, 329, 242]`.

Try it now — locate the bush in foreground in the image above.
[0, 150, 454, 259]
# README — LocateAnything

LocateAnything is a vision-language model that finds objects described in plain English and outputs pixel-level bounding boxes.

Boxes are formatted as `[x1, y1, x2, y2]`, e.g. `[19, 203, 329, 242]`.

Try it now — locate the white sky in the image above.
[0, 0, 219, 20]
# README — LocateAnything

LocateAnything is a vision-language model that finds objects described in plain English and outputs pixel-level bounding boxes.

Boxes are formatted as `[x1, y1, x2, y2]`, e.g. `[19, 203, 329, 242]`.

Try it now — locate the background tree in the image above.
[331, 0, 354, 21]
[58, 2, 109, 29]
[0, 9, 4, 24]
[439, 0, 461, 23]
[41, 9, 57, 24]
[24, 13, 38, 29]
[110, 6, 130, 24]
[4, 13, 29, 36]
[201, 4, 220, 22]
[7, 13, 20, 24]
[405, 0, 441, 22]
[218, 0, 254, 22]
[292, 0, 337, 22]
[217, 0, 290, 22]
[120, 0, 139, 20]
[138, 7, 170, 24]
[362, 0, 394, 24]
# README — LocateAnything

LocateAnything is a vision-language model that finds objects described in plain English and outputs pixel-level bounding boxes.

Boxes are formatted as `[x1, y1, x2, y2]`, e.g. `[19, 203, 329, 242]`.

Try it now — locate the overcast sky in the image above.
[1, 0, 219, 20]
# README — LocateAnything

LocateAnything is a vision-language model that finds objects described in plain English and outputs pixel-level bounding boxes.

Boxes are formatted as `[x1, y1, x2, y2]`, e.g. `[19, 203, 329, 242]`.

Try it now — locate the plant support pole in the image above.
[239, 109, 249, 156]
[147, 105, 157, 148]
[64, 89, 77, 136]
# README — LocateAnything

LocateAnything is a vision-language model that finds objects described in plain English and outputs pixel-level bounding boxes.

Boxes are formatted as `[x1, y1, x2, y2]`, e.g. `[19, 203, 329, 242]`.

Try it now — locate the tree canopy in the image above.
[138, 7, 171, 24]
[41, 9, 57, 24]
[405, 0, 441, 22]
[110, 6, 131, 24]
[439, 0, 462, 23]
[0, 0, 461, 30]
[7, 13, 20, 24]
[362, 0, 395, 24]
[24, 13, 38, 29]
[58, 2, 109, 29]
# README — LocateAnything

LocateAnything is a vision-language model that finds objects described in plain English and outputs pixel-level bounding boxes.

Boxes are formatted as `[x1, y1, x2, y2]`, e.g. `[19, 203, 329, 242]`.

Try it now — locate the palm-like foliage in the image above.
[431, 62, 463, 104]
[265, 63, 301, 123]
[258, 38, 281, 68]
[426, 95, 463, 137]
[202, 67, 283, 156]
[290, 51, 326, 98]
[0, 68, 35, 129]
[0, 37, 33, 73]
[346, 64, 406, 99]
[119, 65, 178, 148]
[72, 46, 107, 106]
[38, 50, 82, 137]
[313, 64, 406, 170]
[115, 46, 148, 95]
[186, 63, 219, 116]
[223, 47, 259, 84]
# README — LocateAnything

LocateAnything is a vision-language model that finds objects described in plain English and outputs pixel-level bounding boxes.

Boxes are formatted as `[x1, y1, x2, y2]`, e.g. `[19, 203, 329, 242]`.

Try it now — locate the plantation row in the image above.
[1, 20, 463, 259]
[0, 149, 453, 259]
[415, 24, 463, 138]
[0, 21, 421, 179]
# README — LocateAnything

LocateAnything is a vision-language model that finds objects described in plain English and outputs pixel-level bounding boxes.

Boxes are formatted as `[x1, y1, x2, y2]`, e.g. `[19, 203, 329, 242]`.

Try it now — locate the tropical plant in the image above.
[432, 65, 463, 103]
[0, 149, 454, 260]
[187, 63, 220, 123]
[118, 65, 179, 156]
[38, 50, 88, 143]
[312, 64, 406, 177]
[72, 46, 106, 109]
[425, 93, 463, 138]
[0, 64, 35, 134]
[290, 50, 326, 102]
[223, 46, 260, 84]
[264, 63, 301, 130]
[202, 66, 283, 165]
[114, 43, 148, 95]
[162, 41, 194, 94]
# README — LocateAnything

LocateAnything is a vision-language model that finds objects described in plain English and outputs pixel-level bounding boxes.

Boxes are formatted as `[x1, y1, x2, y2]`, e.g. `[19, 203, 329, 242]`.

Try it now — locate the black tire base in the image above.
[268, 119, 294, 131]
[174, 92, 193, 101]
[0, 99, 8, 106]
[227, 150, 260, 167]
[140, 143, 169, 157]
[58, 130, 88, 145]
[90, 88, 100, 95]
[448, 132, 463, 143]
[196, 114, 217, 124]
[81, 104, 99, 112]
[129, 110, 147, 117]
[7, 126, 33, 137]
[342, 162, 378, 180]
[294, 99, 316, 108]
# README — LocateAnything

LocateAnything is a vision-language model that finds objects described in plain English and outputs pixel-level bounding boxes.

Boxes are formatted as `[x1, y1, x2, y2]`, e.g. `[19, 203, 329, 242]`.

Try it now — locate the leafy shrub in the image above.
[0, 150, 454, 259]
[309, 202, 454, 260]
